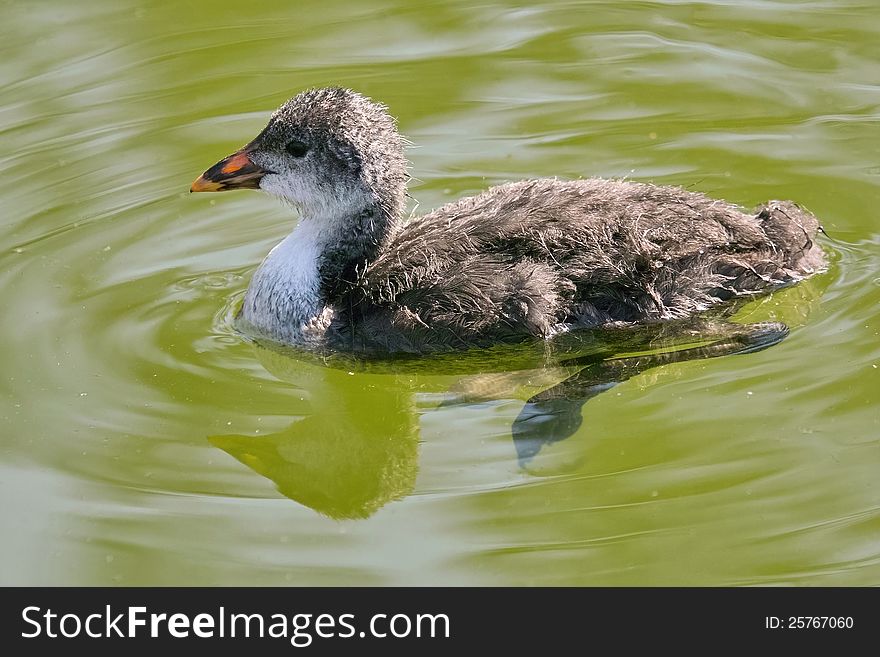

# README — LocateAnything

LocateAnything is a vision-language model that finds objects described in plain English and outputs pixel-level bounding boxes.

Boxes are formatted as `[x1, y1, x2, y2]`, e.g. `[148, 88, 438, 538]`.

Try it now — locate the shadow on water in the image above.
[209, 271, 831, 520]
[511, 320, 789, 465]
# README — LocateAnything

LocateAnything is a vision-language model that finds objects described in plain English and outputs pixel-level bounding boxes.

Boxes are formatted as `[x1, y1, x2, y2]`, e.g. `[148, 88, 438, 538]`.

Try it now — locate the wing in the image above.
[340, 178, 822, 350]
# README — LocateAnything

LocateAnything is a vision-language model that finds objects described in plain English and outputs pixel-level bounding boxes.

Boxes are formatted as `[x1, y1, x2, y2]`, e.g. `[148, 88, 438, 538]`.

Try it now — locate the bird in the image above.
[191, 87, 826, 354]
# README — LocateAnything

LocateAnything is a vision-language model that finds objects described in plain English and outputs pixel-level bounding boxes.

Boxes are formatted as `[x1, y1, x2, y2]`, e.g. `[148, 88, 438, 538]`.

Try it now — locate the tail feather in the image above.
[756, 200, 827, 276]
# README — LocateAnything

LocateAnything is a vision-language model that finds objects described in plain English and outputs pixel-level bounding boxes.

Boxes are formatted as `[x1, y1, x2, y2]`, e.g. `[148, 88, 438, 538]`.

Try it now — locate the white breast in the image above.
[241, 218, 326, 342]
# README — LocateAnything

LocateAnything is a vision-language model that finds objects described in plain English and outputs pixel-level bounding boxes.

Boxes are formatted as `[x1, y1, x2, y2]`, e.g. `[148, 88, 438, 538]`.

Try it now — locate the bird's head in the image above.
[191, 87, 408, 220]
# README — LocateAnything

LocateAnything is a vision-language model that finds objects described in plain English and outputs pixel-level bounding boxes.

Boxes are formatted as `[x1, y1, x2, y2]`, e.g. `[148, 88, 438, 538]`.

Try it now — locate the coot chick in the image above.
[191, 87, 825, 353]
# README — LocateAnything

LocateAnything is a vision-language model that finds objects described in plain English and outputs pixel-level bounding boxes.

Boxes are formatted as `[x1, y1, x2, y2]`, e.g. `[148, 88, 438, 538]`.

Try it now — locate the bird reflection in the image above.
[511, 320, 787, 464]
[209, 349, 419, 520]
[209, 277, 826, 519]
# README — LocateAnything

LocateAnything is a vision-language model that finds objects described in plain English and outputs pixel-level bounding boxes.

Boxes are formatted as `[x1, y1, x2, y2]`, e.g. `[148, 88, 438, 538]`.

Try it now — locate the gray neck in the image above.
[240, 205, 395, 343]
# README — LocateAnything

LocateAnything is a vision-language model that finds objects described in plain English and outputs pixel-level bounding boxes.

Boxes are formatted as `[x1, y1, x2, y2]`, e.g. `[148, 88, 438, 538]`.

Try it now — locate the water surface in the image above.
[1, 0, 879, 585]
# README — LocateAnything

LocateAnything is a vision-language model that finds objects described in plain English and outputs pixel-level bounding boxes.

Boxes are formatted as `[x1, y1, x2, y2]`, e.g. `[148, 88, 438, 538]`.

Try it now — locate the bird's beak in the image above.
[190, 150, 270, 192]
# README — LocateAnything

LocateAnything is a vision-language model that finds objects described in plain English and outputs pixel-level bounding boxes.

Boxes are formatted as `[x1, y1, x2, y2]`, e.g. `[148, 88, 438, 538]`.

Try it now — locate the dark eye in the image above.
[285, 139, 310, 158]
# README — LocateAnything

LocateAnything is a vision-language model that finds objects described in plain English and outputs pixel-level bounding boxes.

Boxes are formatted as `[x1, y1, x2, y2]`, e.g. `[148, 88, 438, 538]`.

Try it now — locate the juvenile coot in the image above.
[191, 87, 825, 353]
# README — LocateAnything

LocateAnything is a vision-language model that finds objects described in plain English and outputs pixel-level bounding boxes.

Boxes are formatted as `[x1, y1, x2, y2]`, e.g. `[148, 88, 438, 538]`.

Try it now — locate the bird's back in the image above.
[332, 178, 825, 353]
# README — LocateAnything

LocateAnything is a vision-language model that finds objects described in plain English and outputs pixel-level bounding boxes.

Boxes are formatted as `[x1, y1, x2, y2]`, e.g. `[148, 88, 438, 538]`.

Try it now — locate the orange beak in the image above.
[191, 150, 271, 192]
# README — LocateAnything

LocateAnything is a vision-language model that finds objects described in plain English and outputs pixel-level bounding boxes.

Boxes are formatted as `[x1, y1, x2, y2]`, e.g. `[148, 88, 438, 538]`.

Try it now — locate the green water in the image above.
[2, 0, 878, 586]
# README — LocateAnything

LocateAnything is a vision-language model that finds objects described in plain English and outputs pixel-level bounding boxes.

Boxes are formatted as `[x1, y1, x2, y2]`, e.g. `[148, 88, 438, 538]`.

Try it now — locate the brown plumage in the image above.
[338, 179, 825, 352]
[191, 88, 826, 354]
